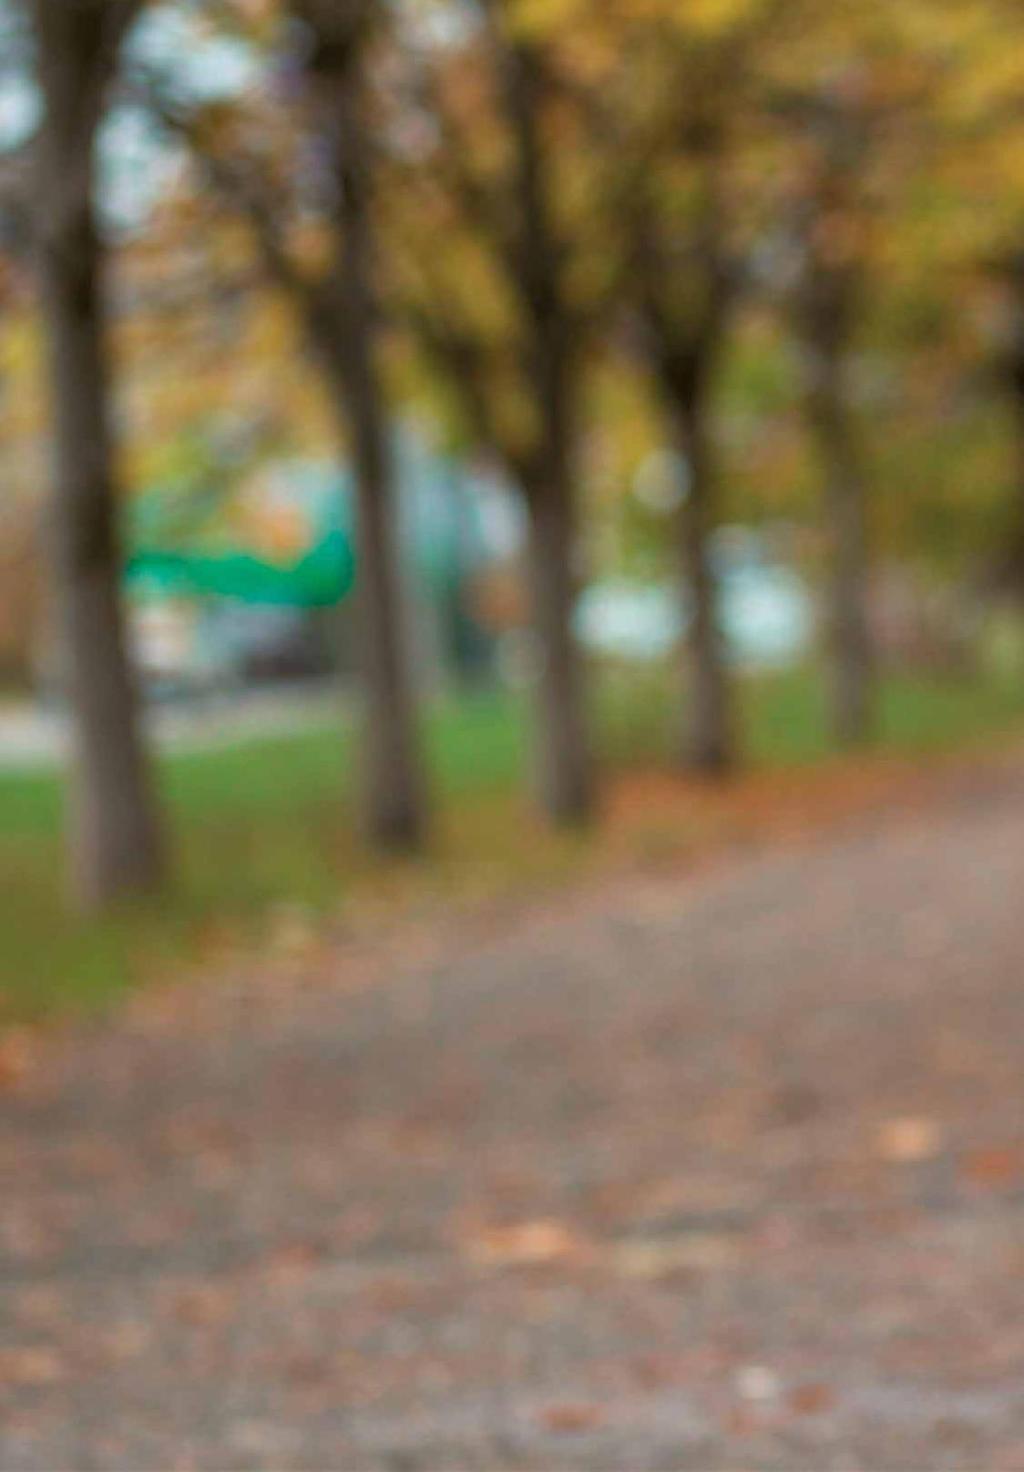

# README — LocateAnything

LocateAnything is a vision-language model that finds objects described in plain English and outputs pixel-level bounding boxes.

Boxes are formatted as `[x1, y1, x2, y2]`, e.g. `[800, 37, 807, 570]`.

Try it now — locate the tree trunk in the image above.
[810, 370, 873, 746]
[675, 394, 734, 776]
[523, 398, 594, 827]
[525, 477, 593, 825]
[993, 355, 1024, 601]
[349, 414, 426, 850]
[316, 339, 426, 851]
[354, 468, 426, 849]
[316, 49, 427, 852]
[34, 3, 164, 911]
[492, 34, 594, 825]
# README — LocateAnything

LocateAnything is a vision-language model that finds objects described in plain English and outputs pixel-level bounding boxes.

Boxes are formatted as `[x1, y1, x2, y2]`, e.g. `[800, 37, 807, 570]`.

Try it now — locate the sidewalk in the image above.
[0, 684, 342, 770]
[4, 759, 1024, 1468]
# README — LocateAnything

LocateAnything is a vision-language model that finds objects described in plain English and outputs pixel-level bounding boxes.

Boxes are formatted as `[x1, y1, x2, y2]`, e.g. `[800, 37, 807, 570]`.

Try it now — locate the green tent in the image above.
[125, 462, 356, 607]
[124, 430, 493, 609]
[127, 530, 355, 607]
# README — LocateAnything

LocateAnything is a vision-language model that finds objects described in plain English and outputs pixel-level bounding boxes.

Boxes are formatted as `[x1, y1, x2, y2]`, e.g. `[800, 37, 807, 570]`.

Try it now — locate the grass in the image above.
[3, 662, 1024, 1025]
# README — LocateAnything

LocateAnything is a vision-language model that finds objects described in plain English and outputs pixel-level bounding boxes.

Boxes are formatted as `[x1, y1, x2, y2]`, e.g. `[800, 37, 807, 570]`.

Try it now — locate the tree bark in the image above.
[522, 303, 594, 826]
[674, 393, 734, 776]
[309, 22, 427, 852]
[156, 2, 428, 851]
[502, 38, 594, 827]
[626, 123, 735, 777]
[524, 473, 592, 825]
[1005, 395, 1024, 600]
[809, 363, 873, 746]
[33, 0, 165, 910]
[992, 327, 1024, 601]
[333, 362, 426, 851]
[793, 90, 874, 747]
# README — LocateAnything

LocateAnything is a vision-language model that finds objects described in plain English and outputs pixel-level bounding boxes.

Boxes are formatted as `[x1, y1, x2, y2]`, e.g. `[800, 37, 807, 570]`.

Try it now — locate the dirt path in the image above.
[4, 760, 1024, 1469]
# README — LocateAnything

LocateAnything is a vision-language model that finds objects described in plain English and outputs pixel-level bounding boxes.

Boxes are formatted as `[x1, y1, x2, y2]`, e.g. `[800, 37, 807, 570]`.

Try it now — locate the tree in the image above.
[763, 0, 939, 742]
[29, 0, 166, 910]
[150, 0, 428, 851]
[932, 1, 1024, 599]
[769, 70, 879, 747]
[591, 11, 758, 775]
[388, 0, 596, 825]
[292, 0, 428, 850]
[495, 22, 592, 823]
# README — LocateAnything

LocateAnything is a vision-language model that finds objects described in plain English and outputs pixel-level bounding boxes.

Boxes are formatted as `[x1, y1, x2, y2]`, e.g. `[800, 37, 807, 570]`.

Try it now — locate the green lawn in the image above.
[3, 664, 1024, 1024]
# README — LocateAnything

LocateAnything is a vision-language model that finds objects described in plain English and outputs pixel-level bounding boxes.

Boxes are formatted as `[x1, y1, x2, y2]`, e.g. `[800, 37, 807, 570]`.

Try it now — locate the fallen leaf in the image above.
[0, 1030, 35, 1092]
[541, 1403, 604, 1434]
[787, 1382, 835, 1416]
[262, 1242, 323, 1287]
[877, 1117, 943, 1163]
[612, 1233, 741, 1279]
[268, 903, 319, 958]
[0, 1347, 65, 1386]
[735, 1365, 780, 1403]
[172, 1285, 235, 1327]
[725, 1405, 763, 1437]
[465, 1218, 588, 1266]
[962, 1147, 1022, 1190]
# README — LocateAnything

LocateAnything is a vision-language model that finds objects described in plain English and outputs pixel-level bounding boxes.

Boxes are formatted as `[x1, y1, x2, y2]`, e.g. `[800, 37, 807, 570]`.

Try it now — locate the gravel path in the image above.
[4, 761, 1024, 1469]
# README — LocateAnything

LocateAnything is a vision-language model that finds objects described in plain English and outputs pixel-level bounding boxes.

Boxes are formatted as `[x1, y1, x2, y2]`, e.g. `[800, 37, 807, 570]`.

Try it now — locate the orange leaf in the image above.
[963, 1147, 1022, 1190]
[464, 1218, 589, 1266]
[877, 1117, 943, 1163]
[541, 1403, 604, 1434]
[787, 1382, 835, 1417]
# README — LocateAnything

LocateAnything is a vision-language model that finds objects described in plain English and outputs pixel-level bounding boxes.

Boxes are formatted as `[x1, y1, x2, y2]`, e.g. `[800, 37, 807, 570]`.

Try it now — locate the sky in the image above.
[0, 0, 257, 226]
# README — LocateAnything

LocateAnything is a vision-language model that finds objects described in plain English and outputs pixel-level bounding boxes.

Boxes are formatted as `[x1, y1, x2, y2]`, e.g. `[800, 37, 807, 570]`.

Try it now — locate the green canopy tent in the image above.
[124, 430, 490, 610]
[125, 461, 357, 607]
[123, 432, 507, 685]
[126, 532, 356, 607]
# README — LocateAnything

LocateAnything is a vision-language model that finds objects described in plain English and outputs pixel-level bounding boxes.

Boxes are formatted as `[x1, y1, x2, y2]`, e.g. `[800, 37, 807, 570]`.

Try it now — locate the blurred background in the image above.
[11, 6, 1024, 1464]
[5, 0, 1024, 1014]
